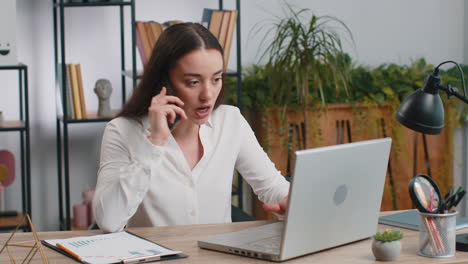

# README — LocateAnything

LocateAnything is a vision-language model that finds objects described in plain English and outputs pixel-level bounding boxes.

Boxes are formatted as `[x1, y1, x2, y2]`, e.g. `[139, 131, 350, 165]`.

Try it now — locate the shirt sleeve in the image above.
[93, 120, 165, 233]
[234, 111, 290, 205]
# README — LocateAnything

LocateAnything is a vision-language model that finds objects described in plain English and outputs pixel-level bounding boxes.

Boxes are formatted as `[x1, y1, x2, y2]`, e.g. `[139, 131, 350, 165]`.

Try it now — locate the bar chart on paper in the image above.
[43, 231, 182, 264]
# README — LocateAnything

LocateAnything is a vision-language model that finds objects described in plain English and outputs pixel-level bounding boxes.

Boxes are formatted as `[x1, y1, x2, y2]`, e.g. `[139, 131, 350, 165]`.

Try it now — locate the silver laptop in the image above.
[198, 138, 392, 261]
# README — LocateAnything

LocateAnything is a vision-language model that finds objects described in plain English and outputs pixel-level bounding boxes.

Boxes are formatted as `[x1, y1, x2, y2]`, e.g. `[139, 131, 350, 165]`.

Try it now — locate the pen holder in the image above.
[418, 211, 457, 258]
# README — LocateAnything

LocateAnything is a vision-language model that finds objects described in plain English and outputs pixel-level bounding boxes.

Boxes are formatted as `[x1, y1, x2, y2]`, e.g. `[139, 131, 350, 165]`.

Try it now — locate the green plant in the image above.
[373, 229, 403, 242]
[258, 4, 353, 147]
[261, 4, 353, 104]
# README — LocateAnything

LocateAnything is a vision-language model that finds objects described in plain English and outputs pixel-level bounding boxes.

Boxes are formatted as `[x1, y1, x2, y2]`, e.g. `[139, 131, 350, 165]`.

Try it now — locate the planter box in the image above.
[249, 103, 454, 220]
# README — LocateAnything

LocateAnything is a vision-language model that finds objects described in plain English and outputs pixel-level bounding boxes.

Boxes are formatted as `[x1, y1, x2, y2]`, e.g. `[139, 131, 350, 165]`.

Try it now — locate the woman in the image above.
[93, 23, 289, 233]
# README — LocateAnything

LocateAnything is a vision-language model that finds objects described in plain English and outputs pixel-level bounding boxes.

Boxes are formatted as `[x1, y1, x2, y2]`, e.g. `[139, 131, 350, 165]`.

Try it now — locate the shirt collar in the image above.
[142, 115, 150, 134]
[141, 113, 213, 132]
[205, 113, 213, 128]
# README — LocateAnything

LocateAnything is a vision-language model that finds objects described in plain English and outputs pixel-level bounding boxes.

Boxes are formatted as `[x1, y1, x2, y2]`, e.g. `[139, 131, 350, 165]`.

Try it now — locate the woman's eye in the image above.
[186, 80, 199, 86]
[214, 77, 223, 83]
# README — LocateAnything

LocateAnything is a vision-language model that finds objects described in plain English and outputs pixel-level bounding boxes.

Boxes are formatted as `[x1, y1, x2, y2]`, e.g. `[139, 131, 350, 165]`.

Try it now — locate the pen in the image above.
[444, 186, 454, 200]
[56, 243, 82, 262]
[449, 190, 466, 213]
[122, 254, 161, 264]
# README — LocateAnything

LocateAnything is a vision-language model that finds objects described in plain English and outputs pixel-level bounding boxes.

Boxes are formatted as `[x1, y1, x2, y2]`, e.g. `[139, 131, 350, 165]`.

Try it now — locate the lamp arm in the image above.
[435, 60, 467, 97]
[438, 84, 468, 104]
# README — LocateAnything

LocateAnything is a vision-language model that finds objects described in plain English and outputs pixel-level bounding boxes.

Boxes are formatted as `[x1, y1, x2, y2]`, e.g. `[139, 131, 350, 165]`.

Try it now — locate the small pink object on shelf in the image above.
[0, 150, 15, 186]
[82, 189, 95, 205]
[73, 203, 88, 228]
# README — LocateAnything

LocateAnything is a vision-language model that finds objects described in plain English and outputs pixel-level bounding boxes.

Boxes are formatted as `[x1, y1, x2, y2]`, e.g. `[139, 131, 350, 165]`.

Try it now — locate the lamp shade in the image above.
[395, 88, 444, 135]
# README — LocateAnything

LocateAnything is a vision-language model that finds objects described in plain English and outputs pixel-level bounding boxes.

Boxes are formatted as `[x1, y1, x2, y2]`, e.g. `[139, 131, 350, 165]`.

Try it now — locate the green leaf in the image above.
[373, 229, 403, 242]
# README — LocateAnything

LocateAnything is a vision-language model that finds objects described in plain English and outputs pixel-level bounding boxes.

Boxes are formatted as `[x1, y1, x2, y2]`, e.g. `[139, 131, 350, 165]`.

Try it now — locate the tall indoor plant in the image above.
[260, 4, 353, 147]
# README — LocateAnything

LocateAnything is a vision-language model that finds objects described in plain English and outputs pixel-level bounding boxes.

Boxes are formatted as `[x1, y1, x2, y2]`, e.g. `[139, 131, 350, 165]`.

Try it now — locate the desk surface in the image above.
[2, 212, 468, 263]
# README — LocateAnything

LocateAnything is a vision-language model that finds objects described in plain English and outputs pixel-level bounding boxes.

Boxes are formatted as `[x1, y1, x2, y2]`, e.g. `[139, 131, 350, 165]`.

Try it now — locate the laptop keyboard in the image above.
[245, 235, 281, 254]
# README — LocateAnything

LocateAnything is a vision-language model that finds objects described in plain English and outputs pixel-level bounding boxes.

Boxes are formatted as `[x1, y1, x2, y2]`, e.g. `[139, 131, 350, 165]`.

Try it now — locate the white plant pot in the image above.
[372, 239, 401, 261]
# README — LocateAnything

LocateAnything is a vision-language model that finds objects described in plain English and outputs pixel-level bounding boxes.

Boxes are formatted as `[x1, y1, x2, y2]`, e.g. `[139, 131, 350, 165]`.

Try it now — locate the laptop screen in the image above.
[281, 138, 392, 260]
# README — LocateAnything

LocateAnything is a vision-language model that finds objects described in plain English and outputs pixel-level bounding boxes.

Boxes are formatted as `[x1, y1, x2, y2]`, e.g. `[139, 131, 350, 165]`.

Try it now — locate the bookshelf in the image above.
[53, 0, 137, 230]
[0, 64, 31, 231]
[221, 0, 244, 212]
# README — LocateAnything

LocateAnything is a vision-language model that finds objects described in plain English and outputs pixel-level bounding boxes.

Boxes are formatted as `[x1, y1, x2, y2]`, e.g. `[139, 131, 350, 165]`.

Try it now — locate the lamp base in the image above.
[456, 234, 468, 251]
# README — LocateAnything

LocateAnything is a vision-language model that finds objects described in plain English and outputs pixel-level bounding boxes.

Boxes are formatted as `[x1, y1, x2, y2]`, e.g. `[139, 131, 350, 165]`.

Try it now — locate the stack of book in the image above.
[135, 20, 183, 67]
[58, 63, 87, 120]
[201, 9, 238, 70]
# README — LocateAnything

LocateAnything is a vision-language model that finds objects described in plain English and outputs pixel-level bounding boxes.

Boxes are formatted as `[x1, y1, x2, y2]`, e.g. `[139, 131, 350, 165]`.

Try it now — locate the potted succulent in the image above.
[372, 229, 403, 261]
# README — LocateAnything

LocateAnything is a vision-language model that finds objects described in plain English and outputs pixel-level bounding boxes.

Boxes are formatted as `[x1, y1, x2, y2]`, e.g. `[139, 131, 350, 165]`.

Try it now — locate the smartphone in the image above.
[163, 80, 181, 131]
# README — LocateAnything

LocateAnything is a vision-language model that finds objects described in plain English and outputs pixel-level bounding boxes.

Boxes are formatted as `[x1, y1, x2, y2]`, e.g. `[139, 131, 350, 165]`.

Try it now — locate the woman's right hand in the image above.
[147, 87, 187, 145]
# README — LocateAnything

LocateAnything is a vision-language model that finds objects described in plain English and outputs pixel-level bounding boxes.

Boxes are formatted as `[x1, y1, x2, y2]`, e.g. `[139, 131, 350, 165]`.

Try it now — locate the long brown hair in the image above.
[118, 22, 225, 121]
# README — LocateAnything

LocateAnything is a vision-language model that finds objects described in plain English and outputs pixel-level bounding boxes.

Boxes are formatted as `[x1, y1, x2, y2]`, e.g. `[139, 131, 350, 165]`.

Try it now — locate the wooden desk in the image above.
[2, 212, 468, 263]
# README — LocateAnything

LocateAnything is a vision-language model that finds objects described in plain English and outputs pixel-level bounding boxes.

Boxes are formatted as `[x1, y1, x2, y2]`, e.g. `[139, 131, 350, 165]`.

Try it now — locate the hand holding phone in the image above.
[147, 86, 187, 145]
[164, 82, 181, 131]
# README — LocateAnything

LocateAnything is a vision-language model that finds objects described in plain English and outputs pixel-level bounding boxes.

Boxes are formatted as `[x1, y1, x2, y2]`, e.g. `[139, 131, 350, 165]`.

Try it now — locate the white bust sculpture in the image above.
[94, 79, 113, 117]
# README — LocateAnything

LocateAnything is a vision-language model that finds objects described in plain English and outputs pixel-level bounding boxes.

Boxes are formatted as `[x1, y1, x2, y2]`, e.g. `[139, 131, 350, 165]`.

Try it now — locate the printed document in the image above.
[43, 231, 183, 264]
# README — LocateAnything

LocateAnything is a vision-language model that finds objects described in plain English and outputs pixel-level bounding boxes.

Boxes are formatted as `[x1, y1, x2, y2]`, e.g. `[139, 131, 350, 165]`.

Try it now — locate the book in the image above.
[208, 10, 224, 38]
[379, 209, 468, 231]
[135, 22, 147, 66]
[150, 22, 163, 46]
[65, 64, 75, 119]
[136, 21, 152, 66]
[223, 10, 238, 69]
[56, 63, 75, 119]
[217, 11, 230, 52]
[144, 22, 156, 52]
[69, 64, 82, 120]
[75, 64, 87, 119]
[42, 231, 187, 264]
[135, 20, 182, 67]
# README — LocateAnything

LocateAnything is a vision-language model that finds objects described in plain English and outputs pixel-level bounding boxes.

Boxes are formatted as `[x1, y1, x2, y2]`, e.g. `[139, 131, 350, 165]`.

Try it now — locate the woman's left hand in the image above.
[263, 196, 288, 215]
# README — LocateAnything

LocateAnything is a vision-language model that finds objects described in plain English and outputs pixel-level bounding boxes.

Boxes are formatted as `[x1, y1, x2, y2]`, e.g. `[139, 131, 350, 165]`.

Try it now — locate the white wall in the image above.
[243, 0, 464, 66]
[0, 0, 465, 231]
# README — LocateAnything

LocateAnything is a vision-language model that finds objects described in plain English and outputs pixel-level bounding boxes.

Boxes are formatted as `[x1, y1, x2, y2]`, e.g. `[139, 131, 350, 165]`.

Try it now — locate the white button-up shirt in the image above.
[93, 105, 290, 232]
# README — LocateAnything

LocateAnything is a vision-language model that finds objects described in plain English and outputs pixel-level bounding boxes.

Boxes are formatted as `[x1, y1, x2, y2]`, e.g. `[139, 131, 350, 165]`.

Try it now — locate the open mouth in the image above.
[197, 106, 210, 113]
[195, 105, 211, 118]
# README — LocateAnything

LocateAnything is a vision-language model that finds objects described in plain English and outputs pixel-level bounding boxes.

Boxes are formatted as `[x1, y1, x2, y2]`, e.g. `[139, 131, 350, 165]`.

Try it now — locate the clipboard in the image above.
[41, 231, 187, 264]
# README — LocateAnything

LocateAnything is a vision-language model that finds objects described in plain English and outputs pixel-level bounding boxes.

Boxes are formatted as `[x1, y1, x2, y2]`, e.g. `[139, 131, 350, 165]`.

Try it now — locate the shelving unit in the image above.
[0, 64, 31, 230]
[53, 0, 136, 230]
[218, 0, 244, 210]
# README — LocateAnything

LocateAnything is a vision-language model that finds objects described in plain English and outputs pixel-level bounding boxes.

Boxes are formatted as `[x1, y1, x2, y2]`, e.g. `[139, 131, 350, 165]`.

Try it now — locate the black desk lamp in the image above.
[396, 60, 467, 135]
[396, 60, 468, 251]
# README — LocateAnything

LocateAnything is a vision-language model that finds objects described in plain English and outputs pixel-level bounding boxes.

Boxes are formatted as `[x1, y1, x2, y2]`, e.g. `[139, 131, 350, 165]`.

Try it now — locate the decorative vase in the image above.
[372, 239, 401, 261]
